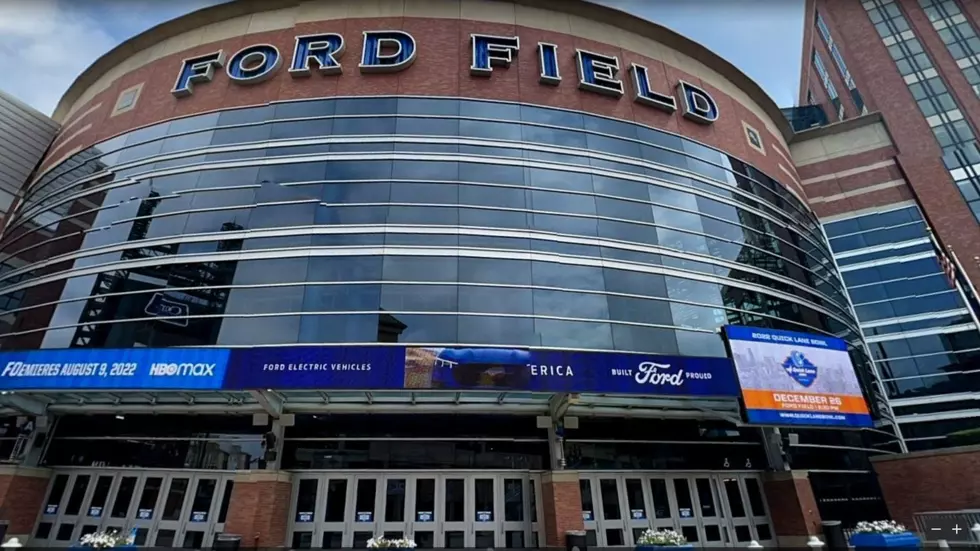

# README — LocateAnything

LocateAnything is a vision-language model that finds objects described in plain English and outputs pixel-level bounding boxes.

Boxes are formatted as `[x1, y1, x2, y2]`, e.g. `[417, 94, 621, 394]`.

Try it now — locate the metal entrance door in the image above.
[289, 471, 543, 548]
[32, 468, 235, 548]
[579, 472, 775, 548]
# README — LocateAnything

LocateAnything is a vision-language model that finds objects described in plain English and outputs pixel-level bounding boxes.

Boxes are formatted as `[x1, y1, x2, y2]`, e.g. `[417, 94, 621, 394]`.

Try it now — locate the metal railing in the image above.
[914, 509, 980, 546]
[782, 104, 830, 132]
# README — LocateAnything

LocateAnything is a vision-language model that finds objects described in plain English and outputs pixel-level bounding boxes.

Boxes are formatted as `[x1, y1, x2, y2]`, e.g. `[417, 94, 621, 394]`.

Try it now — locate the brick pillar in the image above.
[762, 470, 822, 547]
[0, 465, 51, 544]
[541, 470, 584, 547]
[223, 471, 293, 548]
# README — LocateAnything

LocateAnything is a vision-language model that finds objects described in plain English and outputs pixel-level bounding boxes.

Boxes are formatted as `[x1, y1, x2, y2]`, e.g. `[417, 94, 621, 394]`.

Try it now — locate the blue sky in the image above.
[0, 0, 803, 116]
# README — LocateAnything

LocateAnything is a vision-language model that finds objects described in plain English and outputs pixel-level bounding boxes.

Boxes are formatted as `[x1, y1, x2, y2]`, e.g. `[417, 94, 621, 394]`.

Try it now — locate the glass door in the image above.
[179, 476, 222, 548]
[321, 477, 351, 548]
[103, 475, 140, 536]
[500, 477, 529, 548]
[623, 477, 651, 545]
[742, 475, 774, 545]
[441, 476, 467, 549]
[579, 478, 598, 547]
[288, 472, 540, 549]
[47, 472, 93, 545]
[33, 470, 235, 548]
[128, 475, 165, 545]
[153, 476, 192, 547]
[351, 476, 380, 548]
[692, 476, 727, 547]
[379, 476, 409, 540]
[718, 475, 775, 547]
[529, 475, 543, 548]
[410, 477, 437, 548]
[289, 475, 352, 548]
[471, 477, 496, 548]
[669, 477, 701, 546]
[647, 477, 677, 533]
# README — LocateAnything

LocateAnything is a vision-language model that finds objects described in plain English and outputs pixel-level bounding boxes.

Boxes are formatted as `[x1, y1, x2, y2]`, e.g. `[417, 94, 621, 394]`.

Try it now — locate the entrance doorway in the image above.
[31, 468, 235, 548]
[579, 472, 774, 547]
[288, 471, 543, 548]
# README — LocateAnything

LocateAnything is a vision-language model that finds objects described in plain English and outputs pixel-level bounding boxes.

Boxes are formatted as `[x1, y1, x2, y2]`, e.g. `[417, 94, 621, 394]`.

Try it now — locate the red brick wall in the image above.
[0, 468, 51, 537]
[815, 0, 980, 288]
[541, 472, 585, 547]
[39, 16, 799, 199]
[761, 471, 822, 539]
[223, 474, 293, 548]
[794, 144, 914, 218]
[872, 446, 980, 527]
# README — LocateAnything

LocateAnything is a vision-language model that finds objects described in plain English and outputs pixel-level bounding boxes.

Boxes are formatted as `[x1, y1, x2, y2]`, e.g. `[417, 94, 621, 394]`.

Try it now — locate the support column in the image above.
[0, 465, 51, 544]
[762, 470, 822, 547]
[223, 471, 293, 548]
[541, 470, 584, 548]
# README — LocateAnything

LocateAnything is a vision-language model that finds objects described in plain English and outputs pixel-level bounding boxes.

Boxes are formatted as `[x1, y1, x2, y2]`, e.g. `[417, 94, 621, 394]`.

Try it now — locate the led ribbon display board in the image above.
[723, 325, 872, 428]
[0, 348, 230, 390]
[0, 346, 739, 397]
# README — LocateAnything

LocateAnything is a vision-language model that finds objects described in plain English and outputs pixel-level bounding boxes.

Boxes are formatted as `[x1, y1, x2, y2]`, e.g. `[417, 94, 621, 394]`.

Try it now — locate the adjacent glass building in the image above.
[825, 203, 980, 450]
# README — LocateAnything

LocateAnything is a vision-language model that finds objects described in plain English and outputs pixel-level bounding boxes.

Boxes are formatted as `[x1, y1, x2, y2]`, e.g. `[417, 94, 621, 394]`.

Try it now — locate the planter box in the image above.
[849, 532, 921, 548]
[636, 545, 694, 551]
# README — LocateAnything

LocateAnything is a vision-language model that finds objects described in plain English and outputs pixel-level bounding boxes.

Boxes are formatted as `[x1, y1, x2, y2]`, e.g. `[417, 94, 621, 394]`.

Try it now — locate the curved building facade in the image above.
[0, 0, 896, 548]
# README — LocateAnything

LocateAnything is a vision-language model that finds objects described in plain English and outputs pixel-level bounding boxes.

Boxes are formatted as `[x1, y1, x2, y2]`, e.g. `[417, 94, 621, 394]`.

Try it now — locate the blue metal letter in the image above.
[360, 30, 417, 73]
[226, 44, 282, 84]
[470, 34, 520, 76]
[629, 63, 676, 113]
[171, 51, 225, 98]
[537, 42, 560, 85]
[679, 80, 719, 124]
[575, 49, 623, 97]
[290, 33, 345, 76]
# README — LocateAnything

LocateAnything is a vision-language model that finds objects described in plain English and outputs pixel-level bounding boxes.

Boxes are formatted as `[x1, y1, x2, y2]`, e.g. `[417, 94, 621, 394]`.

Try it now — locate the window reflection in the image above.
[7, 97, 855, 356]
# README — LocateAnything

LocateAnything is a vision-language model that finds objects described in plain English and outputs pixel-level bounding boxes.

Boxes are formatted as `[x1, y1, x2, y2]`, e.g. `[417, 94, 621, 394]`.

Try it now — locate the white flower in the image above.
[367, 535, 417, 549]
[637, 528, 688, 546]
[853, 520, 907, 534]
[79, 530, 134, 548]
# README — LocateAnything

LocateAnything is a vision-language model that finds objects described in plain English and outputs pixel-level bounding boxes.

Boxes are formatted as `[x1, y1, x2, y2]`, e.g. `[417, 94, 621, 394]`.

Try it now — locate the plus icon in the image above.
[952, 525, 962, 534]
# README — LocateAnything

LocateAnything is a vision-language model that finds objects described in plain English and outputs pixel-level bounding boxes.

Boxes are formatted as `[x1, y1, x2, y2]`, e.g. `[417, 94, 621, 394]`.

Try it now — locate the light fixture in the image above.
[115, 414, 125, 421]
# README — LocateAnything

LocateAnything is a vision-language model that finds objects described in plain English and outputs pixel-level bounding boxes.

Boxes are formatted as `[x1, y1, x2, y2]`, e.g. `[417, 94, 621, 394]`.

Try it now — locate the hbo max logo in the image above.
[149, 362, 217, 377]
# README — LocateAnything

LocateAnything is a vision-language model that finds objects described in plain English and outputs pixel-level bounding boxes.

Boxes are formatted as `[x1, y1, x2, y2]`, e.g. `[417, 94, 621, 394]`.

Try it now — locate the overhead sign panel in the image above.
[225, 346, 739, 396]
[723, 325, 872, 428]
[0, 348, 230, 390]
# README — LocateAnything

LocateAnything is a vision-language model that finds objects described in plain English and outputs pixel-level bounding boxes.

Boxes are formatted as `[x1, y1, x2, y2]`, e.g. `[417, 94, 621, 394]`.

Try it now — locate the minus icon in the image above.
[931, 528, 942, 531]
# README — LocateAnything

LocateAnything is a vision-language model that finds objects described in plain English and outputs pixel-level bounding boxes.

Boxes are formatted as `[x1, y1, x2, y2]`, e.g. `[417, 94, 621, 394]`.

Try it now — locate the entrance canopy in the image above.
[0, 389, 744, 424]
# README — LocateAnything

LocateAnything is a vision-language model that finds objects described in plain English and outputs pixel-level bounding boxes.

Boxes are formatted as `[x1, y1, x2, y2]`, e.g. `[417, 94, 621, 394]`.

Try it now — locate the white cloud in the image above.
[0, 0, 226, 117]
[0, 0, 119, 116]
[0, 0, 802, 118]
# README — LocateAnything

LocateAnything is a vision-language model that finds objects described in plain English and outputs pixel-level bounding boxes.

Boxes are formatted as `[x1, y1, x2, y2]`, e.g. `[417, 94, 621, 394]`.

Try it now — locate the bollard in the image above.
[807, 535, 825, 548]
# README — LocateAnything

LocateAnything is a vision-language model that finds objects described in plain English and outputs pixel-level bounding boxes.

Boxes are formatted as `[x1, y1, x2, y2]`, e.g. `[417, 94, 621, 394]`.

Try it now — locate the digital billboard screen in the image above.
[0, 345, 740, 397]
[723, 325, 872, 428]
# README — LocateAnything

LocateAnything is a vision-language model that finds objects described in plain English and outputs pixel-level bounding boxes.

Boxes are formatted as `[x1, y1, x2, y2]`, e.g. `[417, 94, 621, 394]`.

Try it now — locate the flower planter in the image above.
[849, 532, 921, 548]
[636, 545, 694, 551]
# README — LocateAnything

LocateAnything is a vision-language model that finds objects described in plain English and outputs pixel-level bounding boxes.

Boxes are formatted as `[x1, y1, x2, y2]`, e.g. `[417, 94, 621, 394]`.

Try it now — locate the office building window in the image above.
[813, 50, 845, 120]
[864, 0, 980, 223]
[816, 12, 869, 115]
[918, 0, 980, 98]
